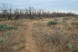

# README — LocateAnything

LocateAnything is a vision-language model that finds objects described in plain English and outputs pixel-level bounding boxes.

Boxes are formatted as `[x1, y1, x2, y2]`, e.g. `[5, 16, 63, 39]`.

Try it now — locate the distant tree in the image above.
[14, 9, 20, 19]
[8, 8, 13, 20]
[0, 3, 13, 20]
[0, 3, 9, 18]
[37, 9, 43, 19]
[27, 7, 35, 19]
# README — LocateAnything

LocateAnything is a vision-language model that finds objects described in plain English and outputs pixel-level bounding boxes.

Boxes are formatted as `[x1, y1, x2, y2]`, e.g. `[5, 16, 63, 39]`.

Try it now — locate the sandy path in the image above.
[25, 21, 40, 52]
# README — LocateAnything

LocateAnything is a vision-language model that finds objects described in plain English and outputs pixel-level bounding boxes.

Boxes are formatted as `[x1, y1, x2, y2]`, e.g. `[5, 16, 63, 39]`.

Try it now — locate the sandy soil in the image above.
[25, 21, 40, 52]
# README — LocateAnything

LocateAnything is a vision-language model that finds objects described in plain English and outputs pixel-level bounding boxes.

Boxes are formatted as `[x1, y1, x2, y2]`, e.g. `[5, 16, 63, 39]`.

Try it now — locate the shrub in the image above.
[48, 20, 58, 25]
[67, 42, 72, 50]
[2, 32, 10, 38]
[67, 41, 78, 52]
[0, 37, 5, 43]
[0, 24, 16, 31]
[74, 46, 78, 51]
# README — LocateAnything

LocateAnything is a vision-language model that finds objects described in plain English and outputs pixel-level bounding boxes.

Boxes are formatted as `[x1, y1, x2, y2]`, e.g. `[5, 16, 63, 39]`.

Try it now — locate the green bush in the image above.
[48, 20, 58, 25]
[0, 24, 16, 31]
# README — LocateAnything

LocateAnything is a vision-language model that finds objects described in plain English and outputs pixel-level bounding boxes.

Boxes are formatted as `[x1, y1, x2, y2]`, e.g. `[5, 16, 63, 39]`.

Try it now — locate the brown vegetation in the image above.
[0, 17, 78, 52]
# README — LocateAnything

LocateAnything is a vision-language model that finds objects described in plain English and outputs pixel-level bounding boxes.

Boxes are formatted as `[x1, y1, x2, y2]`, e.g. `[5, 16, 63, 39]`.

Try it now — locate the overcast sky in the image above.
[0, 0, 78, 13]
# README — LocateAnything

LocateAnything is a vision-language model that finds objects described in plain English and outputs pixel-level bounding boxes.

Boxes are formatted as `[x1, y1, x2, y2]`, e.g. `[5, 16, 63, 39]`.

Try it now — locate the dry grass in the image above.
[0, 19, 31, 52]
[0, 17, 78, 52]
[32, 17, 78, 52]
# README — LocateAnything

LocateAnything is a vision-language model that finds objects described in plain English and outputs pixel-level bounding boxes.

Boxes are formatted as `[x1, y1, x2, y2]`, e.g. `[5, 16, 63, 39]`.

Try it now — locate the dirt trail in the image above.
[25, 21, 40, 52]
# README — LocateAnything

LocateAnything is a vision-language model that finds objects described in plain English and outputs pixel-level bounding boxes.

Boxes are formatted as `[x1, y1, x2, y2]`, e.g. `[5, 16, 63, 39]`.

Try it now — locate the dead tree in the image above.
[8, 8, 13, 20]
[14, 9, 20, 19]
[27, 7, 35, 19]
[0, 3, 9, 19]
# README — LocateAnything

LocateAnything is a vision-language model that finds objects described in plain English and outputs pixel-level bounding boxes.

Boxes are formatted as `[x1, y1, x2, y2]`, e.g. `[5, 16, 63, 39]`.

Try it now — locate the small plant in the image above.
[0, 32, 11, 43]
[67, 40, 78, 52]
[67, 42, 73, 50]
[0, 24, 16, 31]
[0, 37, 5, 43]
[2, 32, 10, 38]
[74, 46, 78, 51]
[48, 20, 58, 25]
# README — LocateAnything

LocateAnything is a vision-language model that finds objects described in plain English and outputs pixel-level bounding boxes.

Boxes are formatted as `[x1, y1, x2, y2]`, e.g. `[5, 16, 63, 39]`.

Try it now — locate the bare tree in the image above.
[27, 7, 35, 19]
[0, 3, 14, 20]
[14, 9, 20, 19]
[0, 3, 9, 18]
[7, 8, 13, 20]
[37, 9, 43, 19]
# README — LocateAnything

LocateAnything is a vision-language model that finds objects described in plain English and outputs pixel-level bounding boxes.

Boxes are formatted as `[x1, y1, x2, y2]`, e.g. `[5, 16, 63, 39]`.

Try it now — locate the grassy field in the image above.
[0, 17, 78, 52]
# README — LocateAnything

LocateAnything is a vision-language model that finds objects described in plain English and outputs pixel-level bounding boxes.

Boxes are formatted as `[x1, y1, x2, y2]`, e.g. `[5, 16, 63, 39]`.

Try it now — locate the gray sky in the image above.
[0, 0, 78, 13]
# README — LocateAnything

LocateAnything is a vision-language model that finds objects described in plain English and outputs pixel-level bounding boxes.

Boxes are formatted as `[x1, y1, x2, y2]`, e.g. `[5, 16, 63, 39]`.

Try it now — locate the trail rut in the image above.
[25, 21, 40, 52]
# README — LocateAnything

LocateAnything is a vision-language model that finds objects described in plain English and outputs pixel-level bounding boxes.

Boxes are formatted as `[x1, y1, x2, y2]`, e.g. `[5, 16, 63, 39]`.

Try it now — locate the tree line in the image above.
[0, 4, 78, 20]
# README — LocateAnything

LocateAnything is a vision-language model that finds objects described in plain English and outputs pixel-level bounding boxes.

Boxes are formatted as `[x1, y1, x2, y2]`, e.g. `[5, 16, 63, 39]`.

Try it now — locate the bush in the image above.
[48, 20, 58, 25]
[0, 24, 16, 31]
[67, 42, 72, 50]
[0, 37, 5, 43]
[67, 41, 78, 52]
